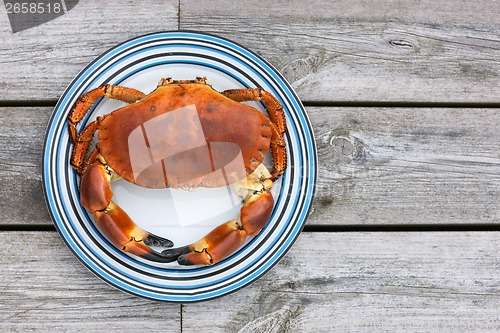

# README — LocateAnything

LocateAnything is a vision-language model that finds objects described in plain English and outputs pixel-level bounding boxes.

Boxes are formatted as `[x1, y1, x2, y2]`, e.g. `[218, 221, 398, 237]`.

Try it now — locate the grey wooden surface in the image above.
[1, 0, 499, 332]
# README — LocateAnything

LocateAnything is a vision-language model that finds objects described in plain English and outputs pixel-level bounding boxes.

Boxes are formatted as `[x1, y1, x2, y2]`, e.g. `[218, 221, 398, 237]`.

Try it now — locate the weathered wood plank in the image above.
[2, 0, 498, 103]
[0, 0, 178, 101]
[0, 107, 52, 225]
[3, 231, 497, 332]
[309, 107, 500, 225]
[0, 231, 181, 332]
[182, 232, 500, 333]
[1, 106, 498, 226]
[181, 0, 500, 103]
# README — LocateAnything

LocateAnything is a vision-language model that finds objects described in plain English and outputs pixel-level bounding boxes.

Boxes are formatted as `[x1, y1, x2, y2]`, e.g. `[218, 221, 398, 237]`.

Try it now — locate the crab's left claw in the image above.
[93, 202, 175, 262]
[81, 157, 175, 263]
[162, 165, 275, 265]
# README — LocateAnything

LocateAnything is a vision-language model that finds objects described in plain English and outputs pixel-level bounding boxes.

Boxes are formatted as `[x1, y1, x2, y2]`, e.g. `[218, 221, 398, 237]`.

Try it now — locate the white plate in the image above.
[43, 31, 316, 302]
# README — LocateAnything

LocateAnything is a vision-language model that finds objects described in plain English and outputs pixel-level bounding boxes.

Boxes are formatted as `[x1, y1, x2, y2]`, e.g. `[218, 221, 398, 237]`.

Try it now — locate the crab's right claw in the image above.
[162, 190, 274, 266]
[80, 158, 175, 262]
[163, 220, 247, 265]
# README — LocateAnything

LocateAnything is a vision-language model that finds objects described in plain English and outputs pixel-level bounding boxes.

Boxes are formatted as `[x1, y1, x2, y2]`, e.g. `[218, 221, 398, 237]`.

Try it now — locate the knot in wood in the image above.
[388, 39, 414, 48]
[328, 129, 368, 164]
[330, 136, 355, 157]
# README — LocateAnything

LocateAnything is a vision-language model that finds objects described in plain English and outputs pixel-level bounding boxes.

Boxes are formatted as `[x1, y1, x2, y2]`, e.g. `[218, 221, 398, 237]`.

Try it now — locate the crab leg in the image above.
[162, 164, 275, 266]
[80, 154, 175, 262]
[68, 84, 146, 173]
[221, 88, 287, 180]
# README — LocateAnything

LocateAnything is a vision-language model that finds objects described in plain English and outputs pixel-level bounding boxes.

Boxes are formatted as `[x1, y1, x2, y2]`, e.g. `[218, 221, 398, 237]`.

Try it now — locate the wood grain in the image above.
[0, 231, 181, 332]
[2, 231, 498, 332]
[180, 0, 500, 103]
[0, 0, 178, 102]
[182, 232, 500, 333]
[2, 106, 497, 226]
[2, 0, 498, 103]
[308, 107, 500, 225]
[0, 107, 51, 225]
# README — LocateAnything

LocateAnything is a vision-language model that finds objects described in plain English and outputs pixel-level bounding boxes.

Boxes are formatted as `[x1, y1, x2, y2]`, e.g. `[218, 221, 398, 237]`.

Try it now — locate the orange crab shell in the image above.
[96, 83, 273, 189]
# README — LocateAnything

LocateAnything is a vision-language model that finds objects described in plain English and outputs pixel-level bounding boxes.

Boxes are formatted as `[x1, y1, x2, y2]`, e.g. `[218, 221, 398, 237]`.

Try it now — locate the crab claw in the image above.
[162, 165, 275, 265]
[80, 158, 175, 262]
[164, 220, 247, 265]
[92, 202, 175, 262]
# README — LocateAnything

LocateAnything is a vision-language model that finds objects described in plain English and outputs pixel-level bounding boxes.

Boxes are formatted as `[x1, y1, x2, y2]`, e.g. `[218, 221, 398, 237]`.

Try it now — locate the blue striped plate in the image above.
[43, 31, 316, 302]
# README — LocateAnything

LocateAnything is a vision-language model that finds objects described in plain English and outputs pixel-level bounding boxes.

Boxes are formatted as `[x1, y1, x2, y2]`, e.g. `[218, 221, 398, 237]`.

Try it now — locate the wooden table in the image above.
[1, 1, 499, 331]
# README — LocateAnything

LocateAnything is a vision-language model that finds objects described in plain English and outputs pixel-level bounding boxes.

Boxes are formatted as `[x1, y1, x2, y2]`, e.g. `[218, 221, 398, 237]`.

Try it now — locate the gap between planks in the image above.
[0, 100, 499, 109]
[2, 224, 500, 232]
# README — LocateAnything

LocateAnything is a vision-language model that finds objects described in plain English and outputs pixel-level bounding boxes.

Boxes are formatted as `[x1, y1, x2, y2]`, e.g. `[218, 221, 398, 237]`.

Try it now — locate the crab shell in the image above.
[96, 83, 273, 189]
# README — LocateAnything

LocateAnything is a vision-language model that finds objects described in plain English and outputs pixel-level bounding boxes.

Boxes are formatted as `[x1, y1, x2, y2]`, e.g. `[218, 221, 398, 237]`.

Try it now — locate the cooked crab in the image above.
[67, 77, 287, 265]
